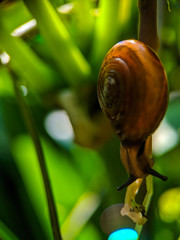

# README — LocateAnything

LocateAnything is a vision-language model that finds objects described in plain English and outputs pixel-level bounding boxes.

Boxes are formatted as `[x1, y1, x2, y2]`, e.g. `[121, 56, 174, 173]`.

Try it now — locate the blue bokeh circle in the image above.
[108, 228, 138, 240]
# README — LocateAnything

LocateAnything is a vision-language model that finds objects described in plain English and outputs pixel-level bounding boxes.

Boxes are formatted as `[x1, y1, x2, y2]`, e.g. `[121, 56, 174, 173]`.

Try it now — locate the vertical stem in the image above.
[135, 175, 153, 236]
[138, 0, 159, 52]
[74, 0, 94, 51]
[90, 0, 120, 69]
[12, 73, 62, 240]
[176, 8, 180, 56]
[142, 176, 153, 210]
[137, 1, 159, 237]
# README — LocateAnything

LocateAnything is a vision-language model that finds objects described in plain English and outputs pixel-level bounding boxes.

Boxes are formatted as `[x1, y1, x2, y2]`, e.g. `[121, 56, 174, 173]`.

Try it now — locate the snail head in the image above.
[117, 136, 168, 191]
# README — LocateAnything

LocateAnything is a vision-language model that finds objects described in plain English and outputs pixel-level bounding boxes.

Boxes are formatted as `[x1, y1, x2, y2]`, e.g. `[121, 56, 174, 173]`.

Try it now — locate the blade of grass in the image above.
[0, 20, 54, 93]
[0, 220, 20, 240]
[61, 192, 101, 240]
[90, 0, 120, 69]
[118, 0, 133, 29]
[176, 8, 180, 56]
[12, 71, 63, 240]
[23, 0, 91, 87]
[0, 1, 32, 33]
[73, 0, 94, 51]
[135, 176, 153, 236]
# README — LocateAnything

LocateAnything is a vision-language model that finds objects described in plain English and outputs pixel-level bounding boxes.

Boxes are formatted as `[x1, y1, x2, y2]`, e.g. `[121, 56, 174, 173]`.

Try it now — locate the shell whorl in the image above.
[97, 40, 168, 146]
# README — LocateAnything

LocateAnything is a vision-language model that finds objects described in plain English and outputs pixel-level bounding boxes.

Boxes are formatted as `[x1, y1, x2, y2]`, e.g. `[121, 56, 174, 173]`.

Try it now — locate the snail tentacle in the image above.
[146, 167, 168, 181]
[117, 175, 137, 191]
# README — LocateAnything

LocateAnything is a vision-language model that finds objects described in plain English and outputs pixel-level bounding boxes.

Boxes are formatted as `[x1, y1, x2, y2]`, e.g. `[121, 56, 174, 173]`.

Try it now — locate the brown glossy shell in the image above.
[97, 40, 168, 146]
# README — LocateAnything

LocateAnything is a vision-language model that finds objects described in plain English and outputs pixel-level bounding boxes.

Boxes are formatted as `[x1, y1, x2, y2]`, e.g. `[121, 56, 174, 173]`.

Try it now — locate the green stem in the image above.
[73, 0, 94, 51]
[137, 0, 158, 237]
[138, 0, 159, 52]
[0, 220, 20, 240]
[176, 8, 180, 56]
[117, 0, 134, 29]
[90, 0, 120, 69]
[12, 72, 62, 240]
[135, 175, 153, 236]
[23, 0, 91, 87]
[0, 20, 54, 93]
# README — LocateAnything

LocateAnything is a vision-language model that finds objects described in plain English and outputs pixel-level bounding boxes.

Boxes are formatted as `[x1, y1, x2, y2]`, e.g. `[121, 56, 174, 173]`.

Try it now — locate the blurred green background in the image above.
[0, 0, 180, 239]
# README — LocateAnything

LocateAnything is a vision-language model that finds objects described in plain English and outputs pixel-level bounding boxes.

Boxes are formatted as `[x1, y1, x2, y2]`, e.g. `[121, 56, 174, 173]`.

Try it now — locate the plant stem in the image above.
[117, 0, 133, 29]
[73, 0, 94, 51]
[137, 0, 159, 237]
[135, 175, 153, 236]
[90, 0, 120, 69]
[0, 20, 54, 93]
[0, 220, 20, 240]
[138, 0, 159, 52]
[12, 72, 62, 240]
[23, 0, 91, 87]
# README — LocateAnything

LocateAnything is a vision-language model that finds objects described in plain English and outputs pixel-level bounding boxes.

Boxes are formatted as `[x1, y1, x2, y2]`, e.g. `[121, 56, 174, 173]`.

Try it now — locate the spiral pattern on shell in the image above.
[97, 40, 168, 146]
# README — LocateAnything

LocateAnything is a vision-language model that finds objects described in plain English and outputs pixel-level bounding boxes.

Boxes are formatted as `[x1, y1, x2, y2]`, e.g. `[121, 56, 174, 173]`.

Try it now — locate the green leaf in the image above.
[0, 220, 20, 240]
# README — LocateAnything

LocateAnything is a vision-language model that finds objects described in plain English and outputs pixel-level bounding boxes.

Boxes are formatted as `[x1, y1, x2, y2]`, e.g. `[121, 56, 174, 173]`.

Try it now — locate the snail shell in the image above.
[97, 39, 168, 146]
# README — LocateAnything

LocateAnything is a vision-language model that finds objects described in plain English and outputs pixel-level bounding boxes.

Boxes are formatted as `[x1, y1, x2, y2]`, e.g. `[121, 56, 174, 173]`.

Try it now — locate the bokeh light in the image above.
[0, 52, 10, 65]
[154, 229, 173, 240]
[11, 19, 37, 37]
[44, 110, 74, 144]
[20, 85, 28, 96]
[158, 187, 180, 223]
[152, 119, 179, 156]
[108, 228, 138, 240]
[100, 204, 134, 235]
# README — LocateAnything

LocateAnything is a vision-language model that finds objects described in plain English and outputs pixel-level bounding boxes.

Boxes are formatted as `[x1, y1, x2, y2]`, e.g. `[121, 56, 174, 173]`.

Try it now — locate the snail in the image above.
[97, 39, 168, 190]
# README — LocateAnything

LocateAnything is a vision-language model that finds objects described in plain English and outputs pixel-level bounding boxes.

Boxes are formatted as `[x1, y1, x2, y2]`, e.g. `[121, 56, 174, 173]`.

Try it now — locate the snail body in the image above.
[97, 40, 168, 189]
